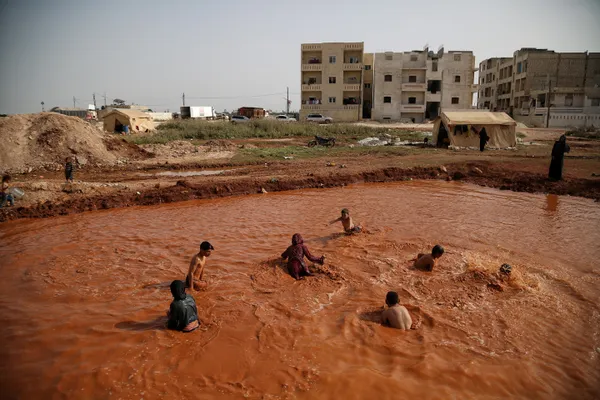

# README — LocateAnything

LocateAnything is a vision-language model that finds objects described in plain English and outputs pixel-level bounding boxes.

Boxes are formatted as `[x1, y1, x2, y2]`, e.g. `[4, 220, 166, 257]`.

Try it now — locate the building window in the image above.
[517, 62, 522, 73]
[329, 77, 336, 84]
[454, 75, 461, 83]
[592, 98, 600, 106]
[410, 55, 418, 61]
[452, 97, 459, 104]
[409, 75, 417, 83]
[349, 56, 359, 64]
[432, 61, 438, 72]
[492, 74, 496, 81]
[364, 65, 371, 70]
[385, 54, 393, 61]
[408, 97, 416, 104]
[454, 54, 461, 61]
[565, 94, 573, 107]
[329, 56, 336, 64]
[364, 83, 371, 89]
[384, 74, 392, 82]
[328, 97, 336, 104]
[383, 96, 392, 103]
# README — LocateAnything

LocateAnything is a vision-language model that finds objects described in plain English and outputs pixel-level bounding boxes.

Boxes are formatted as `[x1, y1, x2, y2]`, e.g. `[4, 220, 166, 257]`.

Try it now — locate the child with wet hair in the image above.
[414, 245, 444, 271]
[381, 291, 413, 330]
[329, 208, 362, 234]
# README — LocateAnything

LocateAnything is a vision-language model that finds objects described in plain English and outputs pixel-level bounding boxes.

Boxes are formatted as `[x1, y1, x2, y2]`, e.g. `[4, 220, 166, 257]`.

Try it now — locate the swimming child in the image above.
[281, 233, 325, 280]
[381, 291, 413, 330]
[167, 280, 199, 332]
[329, 208, 362, 234]
[186, 241, 214, 291]
[414, 245, 444, 272]
[0, 175, 14, 208]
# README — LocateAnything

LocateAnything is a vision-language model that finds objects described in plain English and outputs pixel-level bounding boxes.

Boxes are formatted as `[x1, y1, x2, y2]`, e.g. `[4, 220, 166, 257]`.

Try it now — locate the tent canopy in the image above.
[432, 110, 517, 148]
[102, 109, 155, 133]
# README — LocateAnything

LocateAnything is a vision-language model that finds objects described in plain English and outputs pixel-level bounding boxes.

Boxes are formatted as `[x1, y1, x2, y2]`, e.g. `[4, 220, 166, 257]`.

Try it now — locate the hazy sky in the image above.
[1, 0, 599, 114]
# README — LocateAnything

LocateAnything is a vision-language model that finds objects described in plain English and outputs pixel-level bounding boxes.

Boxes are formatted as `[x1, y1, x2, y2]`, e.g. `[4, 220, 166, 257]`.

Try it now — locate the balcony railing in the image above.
[301, 104, 323, 110]
[400, 104, 426, 112]
[343, 63, 363, 71]
[402, 62, 427, 70]
[402, 83, 427, 91]
[425, 92, 441, 102]
[302, 44, 323, 51]
[302, 84, 322, 91]
[302, 64, 323, 71]
[343, 84, 361, 91]
[344, 104, 360, 110]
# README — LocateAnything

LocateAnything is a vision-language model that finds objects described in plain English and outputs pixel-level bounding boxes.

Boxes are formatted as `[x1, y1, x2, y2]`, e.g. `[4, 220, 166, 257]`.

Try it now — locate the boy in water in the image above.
[186, 241, 214, 291]
[65, 157, 74, 183]
[329, 208, 362, 234]
[281, 233, 325, 280]
[381, 291, 413, 330]
[414, 245, 444, 272]
[167, 280, 199, 332]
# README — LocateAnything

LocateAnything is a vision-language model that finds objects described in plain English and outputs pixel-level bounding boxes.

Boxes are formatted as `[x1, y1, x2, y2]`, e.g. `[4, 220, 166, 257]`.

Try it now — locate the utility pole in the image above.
[286, 87, 290, 115]
[41, 101, 45, 112]
[73, 96, 76, 108]
[546, 74, 552, 128]
[182, 92, 186, 106]
[93, 93, 97, 110]
[103, 92, 107, 107]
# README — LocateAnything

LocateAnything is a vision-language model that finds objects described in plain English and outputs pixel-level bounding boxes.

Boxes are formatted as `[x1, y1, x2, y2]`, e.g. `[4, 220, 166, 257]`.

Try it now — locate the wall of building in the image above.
[440, 51, 476, 111]
[372, 52, 403, 120]
[363, 53, 374, 118]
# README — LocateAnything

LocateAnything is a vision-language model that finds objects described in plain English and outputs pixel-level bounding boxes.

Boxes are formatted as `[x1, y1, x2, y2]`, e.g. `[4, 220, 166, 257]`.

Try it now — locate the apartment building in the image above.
[478, 48, 600, 127]
[300, 42, 364, 122]
[370, 48, 477, 122]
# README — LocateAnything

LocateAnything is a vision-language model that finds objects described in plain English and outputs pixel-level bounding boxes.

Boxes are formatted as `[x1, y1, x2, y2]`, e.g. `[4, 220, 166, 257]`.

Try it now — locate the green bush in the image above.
[126, 120, 425, 145]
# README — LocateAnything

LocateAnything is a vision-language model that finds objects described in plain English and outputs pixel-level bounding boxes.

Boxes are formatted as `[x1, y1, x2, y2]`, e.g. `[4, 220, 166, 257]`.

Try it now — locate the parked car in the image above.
[306, 113, 333, 124]
[231, 115, 250, 124]
[276, 115, 297, 122]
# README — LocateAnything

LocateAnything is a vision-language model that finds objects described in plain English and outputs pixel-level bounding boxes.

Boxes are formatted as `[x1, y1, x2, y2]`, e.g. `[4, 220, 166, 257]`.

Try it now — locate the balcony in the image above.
[302, 84, 322, 91]
[343, 43, 363, 50]
[470, 84, 479, 92]
[402, 62, 427, 70]
[343, 63, 363, 71]
[301, 104, 323, 110]
[400, 104, 426, 113]
[302, 63, 322, 71]
[344, 104, 360, 110]
[402, 83, 427, 91]
[344, 84, 361, 91]
[302, 43, 322, 51]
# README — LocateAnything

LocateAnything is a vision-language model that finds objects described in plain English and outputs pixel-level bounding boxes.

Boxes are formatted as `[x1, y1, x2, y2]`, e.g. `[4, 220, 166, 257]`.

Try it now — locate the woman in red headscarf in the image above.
[281, 233, 325, 280]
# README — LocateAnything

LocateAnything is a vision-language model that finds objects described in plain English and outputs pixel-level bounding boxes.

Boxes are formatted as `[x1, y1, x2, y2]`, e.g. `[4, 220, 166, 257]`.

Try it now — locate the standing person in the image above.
[0, 175, 15, 208]
[65, 157, 74, 183]
[167, 280, 200, 332]
[186, 241, 214, 291]
[479, 127, 490, 152]
[548, 135, 571, 181]
[281, 233, 325, 280]
[381, 291, 413, 330]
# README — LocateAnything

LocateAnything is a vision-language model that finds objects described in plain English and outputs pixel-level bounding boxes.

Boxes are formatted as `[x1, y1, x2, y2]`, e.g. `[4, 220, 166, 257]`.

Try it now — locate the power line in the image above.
[186, 92, 286, 100]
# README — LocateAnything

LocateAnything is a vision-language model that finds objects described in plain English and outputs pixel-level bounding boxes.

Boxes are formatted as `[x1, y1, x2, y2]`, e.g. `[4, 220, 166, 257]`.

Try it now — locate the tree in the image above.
[113, 99, 126, 106]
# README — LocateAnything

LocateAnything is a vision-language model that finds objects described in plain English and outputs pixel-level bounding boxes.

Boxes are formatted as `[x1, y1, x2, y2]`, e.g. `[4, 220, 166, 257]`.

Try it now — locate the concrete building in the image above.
[370, 48, 477, 122]
[478, 48, 600, 127]
[300, 42, 364, 122]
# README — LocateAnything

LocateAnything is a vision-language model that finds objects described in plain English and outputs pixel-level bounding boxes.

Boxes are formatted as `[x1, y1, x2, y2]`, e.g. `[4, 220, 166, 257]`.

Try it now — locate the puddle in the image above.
[138, 169, 233, 177]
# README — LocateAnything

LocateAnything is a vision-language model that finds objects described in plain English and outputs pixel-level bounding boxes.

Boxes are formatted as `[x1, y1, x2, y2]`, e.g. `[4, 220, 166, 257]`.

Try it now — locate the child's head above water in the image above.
[200, 241, 214, 256]
[432, 245, 444, 258]
[170, 280, 186, 300]
[385, 291, 399, 307]
[341, 208, 349, 217]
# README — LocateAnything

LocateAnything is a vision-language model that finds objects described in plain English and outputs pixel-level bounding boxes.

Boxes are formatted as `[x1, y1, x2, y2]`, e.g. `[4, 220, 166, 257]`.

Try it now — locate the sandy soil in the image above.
[1, 128, 599, 222]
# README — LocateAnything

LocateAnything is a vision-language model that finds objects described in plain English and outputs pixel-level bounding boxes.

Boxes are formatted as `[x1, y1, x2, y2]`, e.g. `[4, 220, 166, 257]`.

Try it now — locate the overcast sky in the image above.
[0, 0, 599, 114]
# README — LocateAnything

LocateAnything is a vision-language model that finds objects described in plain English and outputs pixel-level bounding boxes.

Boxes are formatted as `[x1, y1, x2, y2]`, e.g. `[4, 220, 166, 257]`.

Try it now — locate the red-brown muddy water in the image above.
[1, 181, 599, 400]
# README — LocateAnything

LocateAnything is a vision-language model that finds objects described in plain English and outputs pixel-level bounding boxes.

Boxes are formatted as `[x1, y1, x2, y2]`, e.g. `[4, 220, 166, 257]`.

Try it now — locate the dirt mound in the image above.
[203, 139, 236, 151]
[139, 140, 201, 158]
[0, 113, 149, 173]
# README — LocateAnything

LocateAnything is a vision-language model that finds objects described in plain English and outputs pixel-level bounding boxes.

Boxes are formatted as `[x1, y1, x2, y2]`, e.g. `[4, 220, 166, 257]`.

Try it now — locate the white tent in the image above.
[432, 111, 517, 148]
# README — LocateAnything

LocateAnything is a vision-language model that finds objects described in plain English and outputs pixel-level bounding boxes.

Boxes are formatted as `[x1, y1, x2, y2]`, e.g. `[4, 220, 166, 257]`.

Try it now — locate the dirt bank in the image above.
[2, 161, 598, 222]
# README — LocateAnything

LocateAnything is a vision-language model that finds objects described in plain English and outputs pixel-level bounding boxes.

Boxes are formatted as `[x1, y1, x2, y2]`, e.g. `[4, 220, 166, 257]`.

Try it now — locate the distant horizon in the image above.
[1, 0, 599, 115]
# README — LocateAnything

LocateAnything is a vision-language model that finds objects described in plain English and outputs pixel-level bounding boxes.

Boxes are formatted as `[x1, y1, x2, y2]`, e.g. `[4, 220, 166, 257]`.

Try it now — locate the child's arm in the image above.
[186, 257, 197, 290]
[328, 217, 342, 225]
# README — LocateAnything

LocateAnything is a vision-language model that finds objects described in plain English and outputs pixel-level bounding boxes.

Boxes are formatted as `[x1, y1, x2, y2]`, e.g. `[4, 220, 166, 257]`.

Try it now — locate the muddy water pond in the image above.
[1, 181, 599, 399]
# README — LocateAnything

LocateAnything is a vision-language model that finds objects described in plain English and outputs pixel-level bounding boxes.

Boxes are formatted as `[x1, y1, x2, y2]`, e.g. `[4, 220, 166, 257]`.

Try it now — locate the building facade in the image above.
[370, 48, 477, 123]
[300, 42, 364, 122]
[477, 48, 600, 127]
